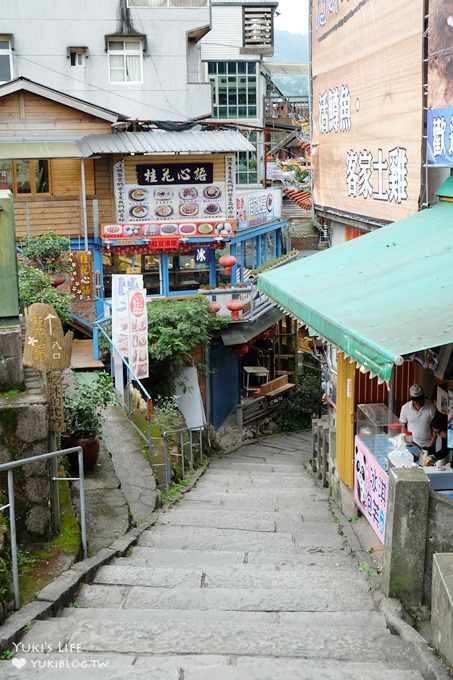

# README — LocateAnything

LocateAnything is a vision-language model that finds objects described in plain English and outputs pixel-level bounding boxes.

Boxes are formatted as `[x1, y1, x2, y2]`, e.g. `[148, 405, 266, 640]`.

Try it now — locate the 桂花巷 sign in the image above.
[23, 303, 73, 373]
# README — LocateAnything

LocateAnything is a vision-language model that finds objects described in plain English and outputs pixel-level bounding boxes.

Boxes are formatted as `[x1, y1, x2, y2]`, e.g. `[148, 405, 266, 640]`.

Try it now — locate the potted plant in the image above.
[62, 372, 116, 472]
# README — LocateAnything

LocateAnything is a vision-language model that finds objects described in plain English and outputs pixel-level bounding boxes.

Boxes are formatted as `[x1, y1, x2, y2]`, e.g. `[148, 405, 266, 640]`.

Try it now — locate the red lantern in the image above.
[218, 254, 237, 268]
[210, 301, 221, 313]
[227, 299, 245, 319]
[233, 343, 249, 357]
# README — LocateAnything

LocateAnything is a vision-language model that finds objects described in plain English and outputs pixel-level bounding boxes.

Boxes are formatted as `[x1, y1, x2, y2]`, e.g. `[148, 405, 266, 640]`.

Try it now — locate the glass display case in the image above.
[356, 403, 402, 469]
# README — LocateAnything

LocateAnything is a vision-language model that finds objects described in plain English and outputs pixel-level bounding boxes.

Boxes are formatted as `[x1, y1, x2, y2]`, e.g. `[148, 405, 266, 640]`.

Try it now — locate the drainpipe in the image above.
[80, 159, 88, 251]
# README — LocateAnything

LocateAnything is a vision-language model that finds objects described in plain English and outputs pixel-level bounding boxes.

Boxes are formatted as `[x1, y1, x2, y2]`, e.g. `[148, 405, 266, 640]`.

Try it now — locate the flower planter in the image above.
[61, 434, 101, 473]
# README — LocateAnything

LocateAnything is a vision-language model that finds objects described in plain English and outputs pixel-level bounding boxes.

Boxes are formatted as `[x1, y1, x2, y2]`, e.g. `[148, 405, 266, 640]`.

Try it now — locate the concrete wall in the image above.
[1, 0, 212, 120]
[0, 373, 51, 539]
[423, 492, 453, 604]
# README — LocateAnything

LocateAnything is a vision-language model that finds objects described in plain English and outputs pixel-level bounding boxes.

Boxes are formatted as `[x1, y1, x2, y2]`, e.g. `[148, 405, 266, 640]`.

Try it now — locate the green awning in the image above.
[257, 202, 453, 384]
[0, 141, 82, 159]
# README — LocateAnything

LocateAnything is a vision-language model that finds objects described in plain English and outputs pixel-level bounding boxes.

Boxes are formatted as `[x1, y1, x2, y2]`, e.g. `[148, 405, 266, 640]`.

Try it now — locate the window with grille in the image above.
[208, 61, 257, 119]
[243, 6, 273, 49]
[0, 35, 13, 83]
[108, 39, 143, 83]
[237, 131, 258, 185]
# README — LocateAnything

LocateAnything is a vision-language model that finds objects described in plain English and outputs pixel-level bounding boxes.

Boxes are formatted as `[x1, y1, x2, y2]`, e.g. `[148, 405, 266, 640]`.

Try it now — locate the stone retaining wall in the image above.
[423, 492, 453, 604]
[0, 371, 51, 538]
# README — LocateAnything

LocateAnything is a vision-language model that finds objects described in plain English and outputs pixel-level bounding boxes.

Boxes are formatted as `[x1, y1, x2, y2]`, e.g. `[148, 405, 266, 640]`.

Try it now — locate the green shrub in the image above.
[17, 262, 73, 323]
[279, 368, 323, 432]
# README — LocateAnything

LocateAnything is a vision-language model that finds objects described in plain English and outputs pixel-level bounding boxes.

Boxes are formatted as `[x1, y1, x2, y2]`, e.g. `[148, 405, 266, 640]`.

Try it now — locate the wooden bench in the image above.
[255, 374, 295, 398]
[236, 375, 296, 431]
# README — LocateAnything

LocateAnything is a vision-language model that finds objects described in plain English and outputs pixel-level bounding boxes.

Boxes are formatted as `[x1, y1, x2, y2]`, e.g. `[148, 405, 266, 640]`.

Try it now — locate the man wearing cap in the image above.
[399, 384, 436, 452]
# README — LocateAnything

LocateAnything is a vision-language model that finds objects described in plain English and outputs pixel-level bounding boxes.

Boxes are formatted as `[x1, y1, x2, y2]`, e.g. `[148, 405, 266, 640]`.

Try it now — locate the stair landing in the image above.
[70, 338, 104, 370]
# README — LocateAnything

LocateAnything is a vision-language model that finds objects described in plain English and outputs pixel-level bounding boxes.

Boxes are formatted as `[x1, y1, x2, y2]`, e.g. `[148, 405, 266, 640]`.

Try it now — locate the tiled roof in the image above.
[283, 187, 312, 210]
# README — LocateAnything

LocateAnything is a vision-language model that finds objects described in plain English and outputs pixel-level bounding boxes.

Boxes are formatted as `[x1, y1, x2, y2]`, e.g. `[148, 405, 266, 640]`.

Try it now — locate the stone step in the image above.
[182, 494, 329, 512]
[155, 508, 277, 532]
[155, 508, 327, 532]
[0, 657, 425, 680]
[121, 546, 353, 569]
[160, 502, 329, 523]
[9, 616, 419, 663]
[137, 524, 342, 552]
[62, 607, 385, 628]
[75, 583, 376, 612]
[195, 475, 312, 488]
[186, 664, 424, 680]
[99, 563, 371, 591]
[206, 462, 305, 473]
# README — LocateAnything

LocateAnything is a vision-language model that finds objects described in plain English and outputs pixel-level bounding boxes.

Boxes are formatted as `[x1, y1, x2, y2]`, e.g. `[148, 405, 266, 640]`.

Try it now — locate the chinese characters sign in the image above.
[236, 189, 282, 231]
[113, 161, 127, 223]
[111, 274, 144, 357]
[354, 436, 388, 543]
[136, 163, 213, 186]
[427, 0, 453, 165]
[311, 0, 423, 222]
[70, 250, 93, 300]
[128, 288, 149, 380]
[23, 303, 73, 373]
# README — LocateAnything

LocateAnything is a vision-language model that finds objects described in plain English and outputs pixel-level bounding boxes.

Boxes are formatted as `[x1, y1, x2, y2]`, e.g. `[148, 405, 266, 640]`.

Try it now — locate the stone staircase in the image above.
[0, 433, 429, 679]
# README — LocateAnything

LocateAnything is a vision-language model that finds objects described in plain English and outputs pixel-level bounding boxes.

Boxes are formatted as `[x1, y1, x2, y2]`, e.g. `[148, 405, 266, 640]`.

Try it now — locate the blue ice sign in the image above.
[194, 247, 212, 264]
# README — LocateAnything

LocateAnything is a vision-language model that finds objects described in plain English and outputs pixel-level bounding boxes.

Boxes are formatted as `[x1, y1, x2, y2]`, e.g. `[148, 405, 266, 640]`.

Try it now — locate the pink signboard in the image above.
[354, 436, 388, 543]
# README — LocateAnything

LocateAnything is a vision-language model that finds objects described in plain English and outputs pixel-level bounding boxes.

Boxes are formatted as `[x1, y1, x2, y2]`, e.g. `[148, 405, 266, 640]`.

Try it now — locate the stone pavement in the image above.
[1, 431, 451, 679]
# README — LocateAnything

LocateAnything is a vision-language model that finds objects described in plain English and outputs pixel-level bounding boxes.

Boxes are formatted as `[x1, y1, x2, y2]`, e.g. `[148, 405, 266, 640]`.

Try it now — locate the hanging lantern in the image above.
[218, 254, 237, 268]
[227, 299, 245, 320]
[233, 343, 249, 357]
[210, 301, 221, 313]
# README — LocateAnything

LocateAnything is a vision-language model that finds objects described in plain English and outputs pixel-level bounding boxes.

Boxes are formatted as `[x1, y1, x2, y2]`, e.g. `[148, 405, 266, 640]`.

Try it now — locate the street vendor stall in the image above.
[354, 402, 453, 543]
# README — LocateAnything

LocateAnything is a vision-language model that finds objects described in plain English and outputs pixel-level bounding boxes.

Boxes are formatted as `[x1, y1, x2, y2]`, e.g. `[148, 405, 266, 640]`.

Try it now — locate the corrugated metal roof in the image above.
[0, 141, 82, 160]
[257, 201, 453, 384]
[78, 130, 255, 157]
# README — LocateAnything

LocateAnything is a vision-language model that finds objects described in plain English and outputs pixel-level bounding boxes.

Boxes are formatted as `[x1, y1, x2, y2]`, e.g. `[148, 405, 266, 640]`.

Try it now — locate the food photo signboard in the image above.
[128, 288, 149, 380]
[110, 160, 236, 240]
[354, 436, 388, 543]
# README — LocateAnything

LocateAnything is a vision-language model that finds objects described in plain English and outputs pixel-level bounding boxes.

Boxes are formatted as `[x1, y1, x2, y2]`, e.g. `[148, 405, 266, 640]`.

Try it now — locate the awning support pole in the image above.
[80, 159, 88, 251]
[388, 369, 395, 421]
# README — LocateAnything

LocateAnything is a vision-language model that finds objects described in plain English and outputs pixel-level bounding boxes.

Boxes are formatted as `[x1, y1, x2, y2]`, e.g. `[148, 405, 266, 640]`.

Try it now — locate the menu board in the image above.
[126, 183, 225, 222]
[101, 219, 235, 240]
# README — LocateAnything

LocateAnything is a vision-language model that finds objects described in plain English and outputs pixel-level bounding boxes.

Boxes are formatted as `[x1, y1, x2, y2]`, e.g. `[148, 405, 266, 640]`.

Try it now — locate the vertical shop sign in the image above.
[70, 250, 93, 300]
[354, 436, 388, 543]
[111, 274, 144, 358]
[224, 155, 236, 220]
[128, 288, 149, 380]
[113, 161, 127, 223]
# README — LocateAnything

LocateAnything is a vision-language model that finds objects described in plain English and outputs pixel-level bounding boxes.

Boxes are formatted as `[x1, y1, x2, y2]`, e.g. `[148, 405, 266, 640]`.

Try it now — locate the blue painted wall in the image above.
[209, 339, 240, 429]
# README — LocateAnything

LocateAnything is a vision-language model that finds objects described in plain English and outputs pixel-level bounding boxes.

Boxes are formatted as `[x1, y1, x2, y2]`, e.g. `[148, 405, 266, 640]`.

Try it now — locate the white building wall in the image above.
[199, 7, 244, 60]
[0, 0, 212, 120]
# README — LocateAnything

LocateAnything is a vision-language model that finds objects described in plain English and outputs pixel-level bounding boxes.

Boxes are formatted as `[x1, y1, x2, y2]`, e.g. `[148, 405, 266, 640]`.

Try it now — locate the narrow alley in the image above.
[0, 433, 439, 679]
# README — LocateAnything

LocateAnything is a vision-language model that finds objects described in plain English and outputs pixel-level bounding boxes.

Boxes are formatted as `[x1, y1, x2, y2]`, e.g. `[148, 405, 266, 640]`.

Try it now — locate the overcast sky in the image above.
[274, 0, 309, 35]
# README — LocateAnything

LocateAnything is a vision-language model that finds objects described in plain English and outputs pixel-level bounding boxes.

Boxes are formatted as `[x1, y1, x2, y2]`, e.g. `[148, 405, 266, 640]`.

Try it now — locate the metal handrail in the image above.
[0, 446, 87, 610]
[162, 427, 205, 490]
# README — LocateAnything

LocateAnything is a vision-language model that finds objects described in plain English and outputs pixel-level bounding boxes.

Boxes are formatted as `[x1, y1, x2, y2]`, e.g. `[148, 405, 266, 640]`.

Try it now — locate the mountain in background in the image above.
[273, 31, 308, 63]
[268, 32, 309, 98]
